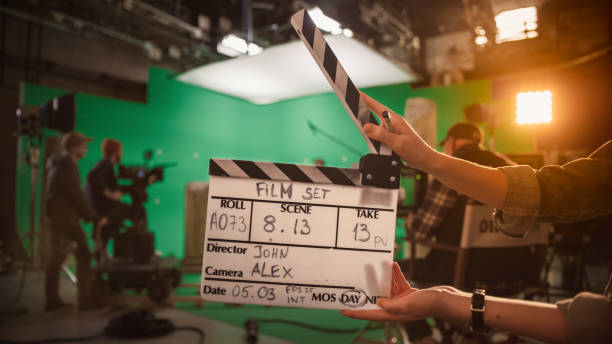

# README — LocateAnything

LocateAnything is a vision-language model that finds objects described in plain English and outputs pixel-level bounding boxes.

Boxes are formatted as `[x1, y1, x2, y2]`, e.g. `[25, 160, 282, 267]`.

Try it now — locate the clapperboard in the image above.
[200, 9, 401, 310]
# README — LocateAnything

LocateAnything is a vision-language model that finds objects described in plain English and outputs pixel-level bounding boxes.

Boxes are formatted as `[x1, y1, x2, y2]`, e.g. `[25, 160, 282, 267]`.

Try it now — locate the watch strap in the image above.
[470, 289, 489, 332]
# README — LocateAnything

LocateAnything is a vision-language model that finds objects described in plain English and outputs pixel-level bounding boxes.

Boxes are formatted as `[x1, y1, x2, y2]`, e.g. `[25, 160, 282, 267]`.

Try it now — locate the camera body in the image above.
[110, 152, 176, 262]
[118, 165, 166, 186]
[116, 161, 176, 230]
[92, 153, 180, 303]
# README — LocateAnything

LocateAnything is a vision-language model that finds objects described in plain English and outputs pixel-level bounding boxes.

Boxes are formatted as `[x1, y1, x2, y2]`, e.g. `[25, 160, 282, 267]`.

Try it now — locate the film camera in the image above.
[93, 150, 180, 303]
[116, 150, 176, 230]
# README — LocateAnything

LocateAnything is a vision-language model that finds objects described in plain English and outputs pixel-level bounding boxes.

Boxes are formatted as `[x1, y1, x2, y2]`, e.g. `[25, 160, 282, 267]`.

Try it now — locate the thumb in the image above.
[363, 123, 399, 147]
[377, 296, 408, 315]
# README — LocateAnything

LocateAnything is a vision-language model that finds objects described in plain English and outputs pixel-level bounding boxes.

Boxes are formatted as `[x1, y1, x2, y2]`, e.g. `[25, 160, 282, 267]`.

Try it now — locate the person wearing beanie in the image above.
[44, 131, 106, 311]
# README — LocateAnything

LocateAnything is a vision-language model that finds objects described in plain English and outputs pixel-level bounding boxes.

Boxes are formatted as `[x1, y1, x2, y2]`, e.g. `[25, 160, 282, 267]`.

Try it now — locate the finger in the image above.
[363, 123, 405, 153]
[378, 297, 409, 315]
[392, 262, 412, 290]
[340, 310, 407, 323]
[360, 91, 387, 116]
[361, 92, 411, 135]
[363, 122, 398, 145]
[390, 263, 409, 296]
[340, 309, 389, 321]
[395, 288, 417, 299]
[391, 276, 403, 296]
[360, 93, 394, 129]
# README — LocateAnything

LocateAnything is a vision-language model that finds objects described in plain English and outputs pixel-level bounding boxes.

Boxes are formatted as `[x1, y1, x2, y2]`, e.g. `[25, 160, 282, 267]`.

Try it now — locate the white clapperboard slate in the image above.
[200, 9, 401, 310]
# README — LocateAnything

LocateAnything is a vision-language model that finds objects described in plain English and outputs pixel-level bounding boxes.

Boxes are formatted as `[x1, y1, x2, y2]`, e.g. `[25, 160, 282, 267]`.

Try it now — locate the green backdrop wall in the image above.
[17, 67, 533, 258]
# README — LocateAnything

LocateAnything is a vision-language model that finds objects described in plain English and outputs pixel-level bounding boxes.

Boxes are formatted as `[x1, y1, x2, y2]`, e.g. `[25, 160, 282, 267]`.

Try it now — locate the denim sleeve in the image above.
[491, 165, 540, 238]
[556, 292, 612, 344]
[498, 165, 541, 216]
[492, 210, 536, 238]
[535, 155, 612, 222]
[493, 142, 611, 235]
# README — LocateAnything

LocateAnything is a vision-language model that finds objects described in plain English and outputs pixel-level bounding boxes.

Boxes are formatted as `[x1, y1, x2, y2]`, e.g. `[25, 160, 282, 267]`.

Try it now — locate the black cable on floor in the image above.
[254, 318, 363, 333]
[174, 326, 206, 344]
[1, 311, 206, 344]
[0, 308, 28, 317]
[0, 333, 104, 344]
[0, 328, 206, 344]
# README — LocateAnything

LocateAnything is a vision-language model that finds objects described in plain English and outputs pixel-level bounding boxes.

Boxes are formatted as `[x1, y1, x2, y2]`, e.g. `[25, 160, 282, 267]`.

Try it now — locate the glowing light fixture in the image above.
[474, 26, 488, 46]
[178, 34, 416, 104]
[475, 36, 488, 45]
[495, 7, 538, 43]
[516, 91, 552, 125]
[217, 33, 263, 57]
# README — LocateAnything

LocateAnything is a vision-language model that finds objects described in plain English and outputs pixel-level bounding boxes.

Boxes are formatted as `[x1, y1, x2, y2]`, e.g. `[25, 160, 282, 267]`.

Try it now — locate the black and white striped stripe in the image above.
[290, 9, 393, 156]
[210, 159, 362, 186]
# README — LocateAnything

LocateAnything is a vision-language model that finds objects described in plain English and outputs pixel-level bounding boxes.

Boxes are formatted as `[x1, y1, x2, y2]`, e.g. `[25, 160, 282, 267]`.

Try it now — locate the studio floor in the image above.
[2, 260, 607, 343]
[0, 270, 385, 344]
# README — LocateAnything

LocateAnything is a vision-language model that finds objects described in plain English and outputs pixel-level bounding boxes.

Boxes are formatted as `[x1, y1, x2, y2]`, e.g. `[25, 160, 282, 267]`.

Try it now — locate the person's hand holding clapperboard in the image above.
[340, 94, 468, 322]
[341, 262, 467, 323]
[359, 92, 435, 174]
[342, 93, 612, 344]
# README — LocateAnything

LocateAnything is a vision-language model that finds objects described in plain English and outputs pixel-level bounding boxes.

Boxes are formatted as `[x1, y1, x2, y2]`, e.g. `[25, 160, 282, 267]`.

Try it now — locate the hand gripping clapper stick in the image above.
[290, 10, 389, 155]
[199, 9, 401, 310]
[290, 9, 401, 189]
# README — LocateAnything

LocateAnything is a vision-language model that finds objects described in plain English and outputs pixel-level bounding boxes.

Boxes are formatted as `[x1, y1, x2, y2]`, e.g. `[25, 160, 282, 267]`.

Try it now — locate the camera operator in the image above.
[44, 131, 106, 311]
[84, 138, 130, 260]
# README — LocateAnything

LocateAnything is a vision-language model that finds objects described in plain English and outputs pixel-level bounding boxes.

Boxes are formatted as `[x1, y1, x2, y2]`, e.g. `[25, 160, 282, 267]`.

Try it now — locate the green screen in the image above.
[18, 67, 532, 258]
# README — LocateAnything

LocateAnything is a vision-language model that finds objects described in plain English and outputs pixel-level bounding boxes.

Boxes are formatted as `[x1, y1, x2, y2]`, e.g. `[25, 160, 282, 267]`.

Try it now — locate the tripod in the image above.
[27, 145, 41, 264]
[10, 135, 45, 267]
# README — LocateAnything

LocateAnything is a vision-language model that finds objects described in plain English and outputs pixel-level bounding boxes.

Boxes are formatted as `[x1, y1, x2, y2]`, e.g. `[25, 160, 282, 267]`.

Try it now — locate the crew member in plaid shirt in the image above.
[410, 179, 458, 241]
[402, 122, 513, 281]
[400, 122, 513, 343]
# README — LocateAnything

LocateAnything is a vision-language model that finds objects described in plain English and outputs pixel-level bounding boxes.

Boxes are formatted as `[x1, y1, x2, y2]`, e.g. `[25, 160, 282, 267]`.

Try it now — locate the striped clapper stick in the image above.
[200, 158, 398, 310]
[290, 9, 393, 156]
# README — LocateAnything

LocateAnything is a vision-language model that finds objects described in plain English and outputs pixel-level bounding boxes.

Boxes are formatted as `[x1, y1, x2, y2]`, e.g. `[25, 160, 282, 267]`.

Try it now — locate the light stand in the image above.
[15, 106, 44, 266]
[27, 145, 40, 263]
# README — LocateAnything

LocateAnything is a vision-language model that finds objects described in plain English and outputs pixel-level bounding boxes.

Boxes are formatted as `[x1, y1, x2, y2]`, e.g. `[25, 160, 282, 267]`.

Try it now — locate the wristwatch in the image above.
[470, 289, 489, 332]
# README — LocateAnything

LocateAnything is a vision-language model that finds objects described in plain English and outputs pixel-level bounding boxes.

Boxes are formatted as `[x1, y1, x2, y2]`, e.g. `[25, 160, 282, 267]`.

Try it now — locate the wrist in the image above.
[437, 288, 471, 322]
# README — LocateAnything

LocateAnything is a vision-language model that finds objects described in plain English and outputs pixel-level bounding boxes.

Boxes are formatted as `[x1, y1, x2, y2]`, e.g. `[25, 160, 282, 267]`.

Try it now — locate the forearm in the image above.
[361, 93, 511, 210]
[424, 151, 508, 210]
[439, 290, 568, 343]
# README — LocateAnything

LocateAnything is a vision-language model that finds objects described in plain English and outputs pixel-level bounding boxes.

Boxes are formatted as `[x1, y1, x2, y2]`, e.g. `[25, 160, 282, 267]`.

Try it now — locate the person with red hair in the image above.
[84, 138, 129, 260]
[101, 138, 122, 161]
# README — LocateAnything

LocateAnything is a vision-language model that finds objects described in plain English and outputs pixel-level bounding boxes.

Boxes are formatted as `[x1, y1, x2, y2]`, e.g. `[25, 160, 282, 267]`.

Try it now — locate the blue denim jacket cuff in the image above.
[498, 165, 540, 216]
[492, 210, 535, 238]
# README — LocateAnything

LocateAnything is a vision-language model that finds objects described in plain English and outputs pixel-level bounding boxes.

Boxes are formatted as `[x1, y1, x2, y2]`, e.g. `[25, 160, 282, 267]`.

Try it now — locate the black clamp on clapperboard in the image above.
[200, 9, 401, 310]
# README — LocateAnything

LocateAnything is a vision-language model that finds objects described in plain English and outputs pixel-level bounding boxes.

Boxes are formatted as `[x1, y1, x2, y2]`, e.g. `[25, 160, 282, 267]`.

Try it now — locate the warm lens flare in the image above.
[516, 91, 552, 125]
